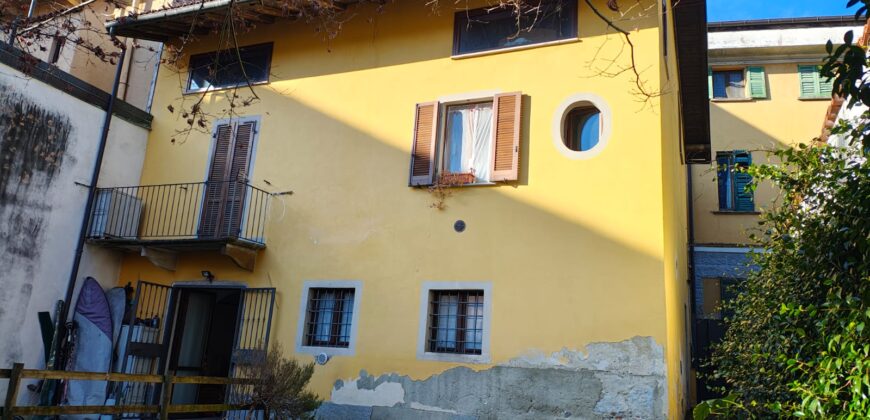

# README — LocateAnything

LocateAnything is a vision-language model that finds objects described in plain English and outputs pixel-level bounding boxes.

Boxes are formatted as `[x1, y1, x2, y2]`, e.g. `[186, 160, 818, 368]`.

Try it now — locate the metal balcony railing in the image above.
[86, 180, 270, 248]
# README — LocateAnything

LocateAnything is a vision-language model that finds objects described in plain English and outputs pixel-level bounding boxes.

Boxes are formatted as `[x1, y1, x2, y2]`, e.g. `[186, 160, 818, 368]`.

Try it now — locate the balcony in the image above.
[86, 181, 270, 270]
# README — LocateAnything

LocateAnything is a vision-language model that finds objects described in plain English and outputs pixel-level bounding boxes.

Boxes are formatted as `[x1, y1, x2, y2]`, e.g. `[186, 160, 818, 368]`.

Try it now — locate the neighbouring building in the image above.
[0, 0, 713, 417]
[0, 42, 152, 400]
[12, 0, 161, 110]
[691, 16, 863, 400]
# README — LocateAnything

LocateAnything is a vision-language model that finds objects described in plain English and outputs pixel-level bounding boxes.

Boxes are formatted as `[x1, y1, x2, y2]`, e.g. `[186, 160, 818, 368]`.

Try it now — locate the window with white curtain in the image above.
[427, 290, 485, 355]
[304, 288, 355, 348]
[442, 102, 494, 183]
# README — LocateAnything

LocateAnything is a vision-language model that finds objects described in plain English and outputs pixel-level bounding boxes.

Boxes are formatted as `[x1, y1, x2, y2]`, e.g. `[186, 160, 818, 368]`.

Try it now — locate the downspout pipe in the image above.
[57, 31, 127, 364]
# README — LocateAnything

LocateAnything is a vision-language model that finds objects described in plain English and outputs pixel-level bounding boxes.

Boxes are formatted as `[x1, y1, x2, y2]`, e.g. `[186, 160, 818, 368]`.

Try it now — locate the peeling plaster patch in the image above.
[327, 337, 666, 419]
[331, 376, 405, 407]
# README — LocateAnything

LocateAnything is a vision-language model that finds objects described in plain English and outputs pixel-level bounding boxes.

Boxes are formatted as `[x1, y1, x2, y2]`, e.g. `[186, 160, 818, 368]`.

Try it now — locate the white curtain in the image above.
[435, 295, 458, 349]
[445, 103, 493, 182]
[315, 291, 335, 342]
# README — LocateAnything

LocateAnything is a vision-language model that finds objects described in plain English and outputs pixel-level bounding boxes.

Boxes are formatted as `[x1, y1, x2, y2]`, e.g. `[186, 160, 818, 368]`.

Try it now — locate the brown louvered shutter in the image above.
[223, 120, 255, 236]
[200, 123, 234, 238]
[409, 102, 438, 186]
[490, 92, 521, 182]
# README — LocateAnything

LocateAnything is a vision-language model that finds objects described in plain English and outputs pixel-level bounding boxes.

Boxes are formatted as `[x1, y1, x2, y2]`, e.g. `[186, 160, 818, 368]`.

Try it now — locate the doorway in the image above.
[168, 287, 241, 407]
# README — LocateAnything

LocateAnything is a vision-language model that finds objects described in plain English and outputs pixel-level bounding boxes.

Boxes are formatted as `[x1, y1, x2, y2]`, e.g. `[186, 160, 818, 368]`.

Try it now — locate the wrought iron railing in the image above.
[86, 181, 270, 246]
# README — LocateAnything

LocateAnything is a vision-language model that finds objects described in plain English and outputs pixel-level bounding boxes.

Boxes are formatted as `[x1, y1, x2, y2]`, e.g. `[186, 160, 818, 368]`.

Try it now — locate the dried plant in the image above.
[239, 343, 320, 420]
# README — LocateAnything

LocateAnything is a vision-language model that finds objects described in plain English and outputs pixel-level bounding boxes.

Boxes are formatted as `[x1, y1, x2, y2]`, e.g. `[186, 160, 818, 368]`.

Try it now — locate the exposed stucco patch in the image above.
[324, 336, 666, 419]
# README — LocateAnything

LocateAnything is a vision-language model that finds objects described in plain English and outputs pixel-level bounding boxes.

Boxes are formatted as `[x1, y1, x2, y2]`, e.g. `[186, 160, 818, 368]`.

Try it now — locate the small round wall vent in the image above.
[315, 353, 330, 365]
[454, 220, 466, 233]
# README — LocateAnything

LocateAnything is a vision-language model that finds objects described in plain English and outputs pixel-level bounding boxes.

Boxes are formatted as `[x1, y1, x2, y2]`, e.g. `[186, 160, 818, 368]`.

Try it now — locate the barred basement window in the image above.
[304, 288, 355, 348]
[426, 290, 484, 355]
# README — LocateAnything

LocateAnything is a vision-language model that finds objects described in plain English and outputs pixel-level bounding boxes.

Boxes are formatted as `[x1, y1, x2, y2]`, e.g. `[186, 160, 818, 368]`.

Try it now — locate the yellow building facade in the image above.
[99, 0, 703, 417]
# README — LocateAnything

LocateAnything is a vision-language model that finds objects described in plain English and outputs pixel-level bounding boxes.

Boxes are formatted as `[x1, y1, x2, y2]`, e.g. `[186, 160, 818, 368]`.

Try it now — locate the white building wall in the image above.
[0, 61, 148, 404]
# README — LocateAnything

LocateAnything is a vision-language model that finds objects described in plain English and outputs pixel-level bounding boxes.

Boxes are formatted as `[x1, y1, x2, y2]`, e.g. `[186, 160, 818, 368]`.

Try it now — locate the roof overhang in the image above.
[107, 0, 354, 42]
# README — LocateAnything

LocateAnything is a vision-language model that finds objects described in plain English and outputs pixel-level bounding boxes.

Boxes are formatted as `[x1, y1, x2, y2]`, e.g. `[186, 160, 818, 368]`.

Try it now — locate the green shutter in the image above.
[819, 69, 834, 97]
[798, 65, 820, 98]
[707, 67, 713, 99]
[747, 66, 767, 98]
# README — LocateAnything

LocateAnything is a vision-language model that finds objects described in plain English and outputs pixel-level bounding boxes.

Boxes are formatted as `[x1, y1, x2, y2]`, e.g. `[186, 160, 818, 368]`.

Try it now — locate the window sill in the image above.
[451, 37, 581, 60]
[712, 210, 761, 215]
[710, 98, 755, 103]
[297, 345, 355, 357]
[798, 96, 831, 101]
[417, 351, 490, 364]
[183, 80, 270, 95]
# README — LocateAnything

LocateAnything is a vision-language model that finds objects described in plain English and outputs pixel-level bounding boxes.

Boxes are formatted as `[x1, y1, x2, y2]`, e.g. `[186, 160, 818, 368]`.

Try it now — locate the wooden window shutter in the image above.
[230, 120, 256, 181]
[490, 92, 522, 182]
[707, 67, 713, 99]
[818, 67, 834, 97]
[208, 123, 233, 183]
[746, 66, 767, 98]
[409, 102, 438, 186]
[798, 65, 819, 98]
[733, 151, 754, 212]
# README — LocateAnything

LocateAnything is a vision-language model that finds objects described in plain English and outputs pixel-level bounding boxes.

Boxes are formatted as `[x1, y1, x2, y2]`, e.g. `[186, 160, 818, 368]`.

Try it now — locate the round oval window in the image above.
[563, 106, 601, 152]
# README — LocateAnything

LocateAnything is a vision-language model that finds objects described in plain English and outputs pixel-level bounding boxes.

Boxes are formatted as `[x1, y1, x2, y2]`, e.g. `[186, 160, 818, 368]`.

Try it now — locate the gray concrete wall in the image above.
[0, 61, 148, 404]
[316, 337, 667, 420]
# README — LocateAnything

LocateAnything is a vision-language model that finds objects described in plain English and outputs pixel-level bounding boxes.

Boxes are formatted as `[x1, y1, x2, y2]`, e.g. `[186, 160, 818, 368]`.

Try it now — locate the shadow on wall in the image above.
[164, 0, 661, 82]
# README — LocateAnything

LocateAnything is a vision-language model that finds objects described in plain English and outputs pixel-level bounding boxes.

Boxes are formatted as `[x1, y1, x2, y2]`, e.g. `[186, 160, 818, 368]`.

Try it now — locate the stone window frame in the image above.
[295, 280, 362, 357]
[416, 281, 493, 364]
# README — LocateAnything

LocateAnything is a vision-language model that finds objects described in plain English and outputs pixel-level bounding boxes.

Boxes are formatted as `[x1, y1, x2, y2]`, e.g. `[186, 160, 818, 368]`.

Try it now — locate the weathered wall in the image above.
[0, 61, 148, 403]
[117, 0, 682, 416]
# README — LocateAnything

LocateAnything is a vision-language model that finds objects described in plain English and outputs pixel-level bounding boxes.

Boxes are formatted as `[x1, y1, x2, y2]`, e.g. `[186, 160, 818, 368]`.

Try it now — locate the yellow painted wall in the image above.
[117, 0, 688, 415]
[659, 0, 690, 413]
[694, 62, 830, 245]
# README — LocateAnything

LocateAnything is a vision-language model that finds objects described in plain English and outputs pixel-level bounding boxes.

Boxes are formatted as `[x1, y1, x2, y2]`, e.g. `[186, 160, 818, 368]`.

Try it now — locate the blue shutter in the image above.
[733, 151, 754, 212]
[716, 153, 732, 210]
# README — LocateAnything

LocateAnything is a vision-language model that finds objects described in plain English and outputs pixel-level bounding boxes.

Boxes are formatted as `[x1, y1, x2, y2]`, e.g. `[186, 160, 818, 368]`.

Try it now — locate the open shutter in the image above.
[747, 66, 767, 98]
[200, 124, 233, 238]
[223, 121, 255, 237]
[409, 102, 438, 186]
[490, 92, 522, 182]
[715, 152, 731, 210]
[707, 67, 713, 99]
[733, 151, 754, 212]
[818, 68, 834, 98]
[798, 65, 819, 98]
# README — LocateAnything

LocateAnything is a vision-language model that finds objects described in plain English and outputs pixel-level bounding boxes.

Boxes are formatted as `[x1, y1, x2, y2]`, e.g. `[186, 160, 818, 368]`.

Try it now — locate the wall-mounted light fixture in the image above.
[201, 270, 215, 282]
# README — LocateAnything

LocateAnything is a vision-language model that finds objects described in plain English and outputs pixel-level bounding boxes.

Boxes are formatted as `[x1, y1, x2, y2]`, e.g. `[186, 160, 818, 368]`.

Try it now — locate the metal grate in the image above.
[427, 290, 484, 355]
[304, 288, 355, 348]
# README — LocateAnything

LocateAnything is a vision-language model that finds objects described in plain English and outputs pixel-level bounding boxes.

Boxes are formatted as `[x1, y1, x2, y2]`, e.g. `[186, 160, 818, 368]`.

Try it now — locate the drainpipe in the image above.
[57, 30, 126, 363]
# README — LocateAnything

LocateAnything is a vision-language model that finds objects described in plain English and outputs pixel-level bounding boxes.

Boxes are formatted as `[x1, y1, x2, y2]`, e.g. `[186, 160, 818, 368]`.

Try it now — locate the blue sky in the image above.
[708, 0, 855, 22]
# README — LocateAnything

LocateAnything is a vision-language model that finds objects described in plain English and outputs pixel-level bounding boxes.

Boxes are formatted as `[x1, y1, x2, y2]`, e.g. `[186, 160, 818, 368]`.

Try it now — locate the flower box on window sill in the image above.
[439, 173, 476, 186]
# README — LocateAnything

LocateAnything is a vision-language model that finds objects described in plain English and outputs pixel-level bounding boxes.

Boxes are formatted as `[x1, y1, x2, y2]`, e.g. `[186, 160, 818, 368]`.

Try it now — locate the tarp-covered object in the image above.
[64, 277, 113, 418]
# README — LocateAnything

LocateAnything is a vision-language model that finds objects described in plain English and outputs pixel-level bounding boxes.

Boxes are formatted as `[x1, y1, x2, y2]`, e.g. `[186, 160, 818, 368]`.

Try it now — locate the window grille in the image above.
[304, 288, 355, 348]
[427, 290, 484, 355]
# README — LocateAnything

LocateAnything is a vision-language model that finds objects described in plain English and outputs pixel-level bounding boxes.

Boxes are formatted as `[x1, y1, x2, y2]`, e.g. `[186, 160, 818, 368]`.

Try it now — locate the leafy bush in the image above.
[694, 133, 869, 418]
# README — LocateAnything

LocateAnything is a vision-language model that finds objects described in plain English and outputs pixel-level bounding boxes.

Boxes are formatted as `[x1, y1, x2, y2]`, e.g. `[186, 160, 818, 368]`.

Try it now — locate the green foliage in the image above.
[242, 343, 321, 419]
[694, 135, 870, 418]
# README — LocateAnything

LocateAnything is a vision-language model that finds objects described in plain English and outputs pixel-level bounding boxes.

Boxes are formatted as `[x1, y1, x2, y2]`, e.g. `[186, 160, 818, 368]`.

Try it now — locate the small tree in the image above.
[241, 343, 321, 419]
